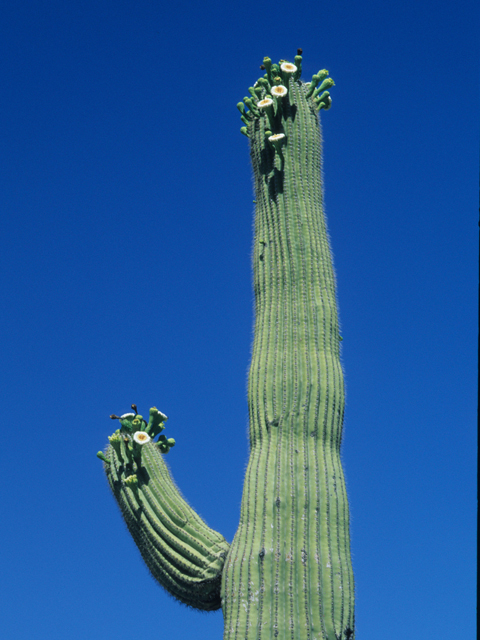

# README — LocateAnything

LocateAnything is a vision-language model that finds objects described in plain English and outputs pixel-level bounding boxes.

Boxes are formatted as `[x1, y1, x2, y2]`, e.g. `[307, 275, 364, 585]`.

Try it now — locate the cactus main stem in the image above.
[222, 64, 354, 639]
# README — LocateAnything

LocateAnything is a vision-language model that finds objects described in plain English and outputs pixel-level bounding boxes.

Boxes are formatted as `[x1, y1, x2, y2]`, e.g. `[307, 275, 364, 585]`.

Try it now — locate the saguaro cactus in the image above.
[98, 51, 354, 639]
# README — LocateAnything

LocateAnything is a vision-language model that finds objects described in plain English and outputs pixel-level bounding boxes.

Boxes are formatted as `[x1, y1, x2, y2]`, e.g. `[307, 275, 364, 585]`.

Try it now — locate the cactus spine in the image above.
[98, 52, 354, 639]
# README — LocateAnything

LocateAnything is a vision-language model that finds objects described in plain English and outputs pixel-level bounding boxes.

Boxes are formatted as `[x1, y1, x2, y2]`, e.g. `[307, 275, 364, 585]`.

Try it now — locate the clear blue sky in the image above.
[0, 1, 477, 639]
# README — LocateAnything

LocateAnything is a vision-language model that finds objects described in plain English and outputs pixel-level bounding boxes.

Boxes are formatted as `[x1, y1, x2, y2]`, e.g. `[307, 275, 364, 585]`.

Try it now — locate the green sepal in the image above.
[240, 126, 249, 137]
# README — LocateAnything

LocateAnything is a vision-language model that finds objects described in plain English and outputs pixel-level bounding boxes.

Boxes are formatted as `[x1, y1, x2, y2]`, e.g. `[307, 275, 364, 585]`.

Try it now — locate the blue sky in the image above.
[0, 1, 477, 639]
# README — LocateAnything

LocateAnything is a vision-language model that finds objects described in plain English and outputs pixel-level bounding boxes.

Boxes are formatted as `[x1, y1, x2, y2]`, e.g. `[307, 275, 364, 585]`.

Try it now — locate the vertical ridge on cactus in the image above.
[98, 51, 355, 639]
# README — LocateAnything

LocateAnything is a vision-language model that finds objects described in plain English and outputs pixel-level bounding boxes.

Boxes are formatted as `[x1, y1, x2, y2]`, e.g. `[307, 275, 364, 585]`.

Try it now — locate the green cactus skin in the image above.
[98, 52, 354, 639]
[100, 408, 230, 611]
[221, 56, 354, 639]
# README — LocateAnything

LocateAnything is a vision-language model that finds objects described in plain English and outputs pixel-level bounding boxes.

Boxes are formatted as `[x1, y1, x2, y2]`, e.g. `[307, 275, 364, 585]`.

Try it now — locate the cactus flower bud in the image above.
[96, 451, 110, 465]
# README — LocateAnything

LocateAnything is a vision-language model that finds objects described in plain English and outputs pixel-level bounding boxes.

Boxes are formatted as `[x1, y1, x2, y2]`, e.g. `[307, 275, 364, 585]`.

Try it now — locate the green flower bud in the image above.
[125, 474, 138, 489]
[97, 451, 110, 465]
[108, 433, 125, 463]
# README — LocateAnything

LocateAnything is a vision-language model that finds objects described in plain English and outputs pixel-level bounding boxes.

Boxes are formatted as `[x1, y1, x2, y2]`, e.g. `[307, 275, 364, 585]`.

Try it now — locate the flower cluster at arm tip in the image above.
[237, 49, 334, 140]
[96, 405, 176, 465]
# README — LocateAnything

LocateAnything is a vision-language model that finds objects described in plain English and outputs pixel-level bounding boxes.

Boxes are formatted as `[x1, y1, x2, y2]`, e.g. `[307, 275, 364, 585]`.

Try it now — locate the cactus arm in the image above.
[100, 408, 229, 611]
[222, 54, 354, 639]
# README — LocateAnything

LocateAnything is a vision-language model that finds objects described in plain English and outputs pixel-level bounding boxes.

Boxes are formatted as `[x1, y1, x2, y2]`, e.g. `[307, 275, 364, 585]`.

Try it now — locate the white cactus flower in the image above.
[133, 431, 151, 445]
[280, 62, 297, 74]
[271, 85, 287, 97]
[120, 413, 135, 420]
[268, 133, 285, 142]
[258, 98, 273, 109]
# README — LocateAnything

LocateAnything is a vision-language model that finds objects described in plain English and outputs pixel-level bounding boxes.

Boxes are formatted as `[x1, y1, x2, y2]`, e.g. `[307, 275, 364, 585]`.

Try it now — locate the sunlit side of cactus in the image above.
[98, 51, 354, 639]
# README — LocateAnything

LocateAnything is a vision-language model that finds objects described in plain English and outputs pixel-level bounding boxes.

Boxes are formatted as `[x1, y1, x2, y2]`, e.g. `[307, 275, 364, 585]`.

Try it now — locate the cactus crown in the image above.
[237, 50, 334, 139]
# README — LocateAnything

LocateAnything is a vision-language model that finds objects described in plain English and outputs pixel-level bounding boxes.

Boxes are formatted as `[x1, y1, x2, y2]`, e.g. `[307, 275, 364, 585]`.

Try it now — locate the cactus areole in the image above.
[98, 51, 355, 639]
